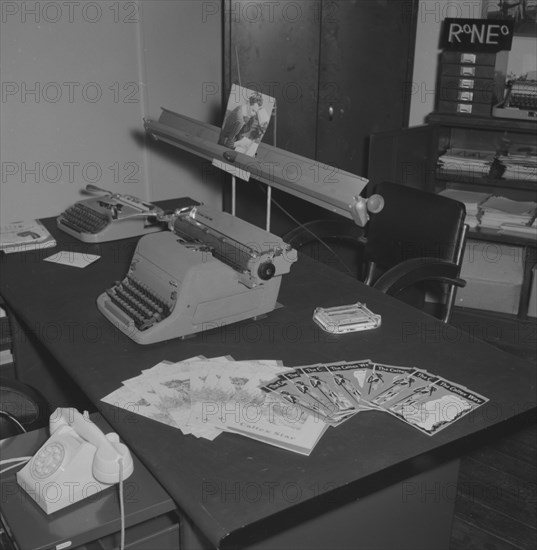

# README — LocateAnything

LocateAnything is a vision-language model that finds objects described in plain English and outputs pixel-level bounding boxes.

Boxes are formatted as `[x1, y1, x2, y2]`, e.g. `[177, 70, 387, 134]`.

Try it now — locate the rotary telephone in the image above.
[17, 408, 134, 514]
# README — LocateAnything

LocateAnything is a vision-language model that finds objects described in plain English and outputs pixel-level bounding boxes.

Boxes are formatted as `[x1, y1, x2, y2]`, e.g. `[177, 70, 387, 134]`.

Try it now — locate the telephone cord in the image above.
[0, 456, 32, 475]
[119, 457, 126, 550]
[0, 410, 27, 434]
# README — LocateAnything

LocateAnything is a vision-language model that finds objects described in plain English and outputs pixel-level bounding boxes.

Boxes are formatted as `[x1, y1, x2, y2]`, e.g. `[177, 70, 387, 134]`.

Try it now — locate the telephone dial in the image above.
[17, 408, 134, 514]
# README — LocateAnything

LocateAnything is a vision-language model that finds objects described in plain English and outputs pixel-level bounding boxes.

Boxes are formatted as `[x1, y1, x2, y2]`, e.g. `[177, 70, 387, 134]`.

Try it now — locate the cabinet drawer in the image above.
[440, 76, 498, 92]
[440, 63, 497, 79]
[438, 85, 495, 104]
[437, 101, 491, 116]
[441, 51, 499, 66]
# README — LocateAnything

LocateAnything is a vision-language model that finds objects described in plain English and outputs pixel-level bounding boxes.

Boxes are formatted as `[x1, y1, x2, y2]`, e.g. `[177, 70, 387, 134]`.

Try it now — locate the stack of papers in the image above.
[480, 196, 537, 229]
[500, 216, 537, 238]
[0, 220, 56, 254]
[437, 149, 494, 179]
[496, 152, 537, 182]
[439, 189, 491, 228]
[102, 355, 490, 454]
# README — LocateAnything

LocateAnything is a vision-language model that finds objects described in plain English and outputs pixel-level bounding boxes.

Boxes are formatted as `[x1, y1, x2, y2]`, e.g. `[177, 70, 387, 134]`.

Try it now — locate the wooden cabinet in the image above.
[222, 0, 418, 235]
[369, 113, 537, 350]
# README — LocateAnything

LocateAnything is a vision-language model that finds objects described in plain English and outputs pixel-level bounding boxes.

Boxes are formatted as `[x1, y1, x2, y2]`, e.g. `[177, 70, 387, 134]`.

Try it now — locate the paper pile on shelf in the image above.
[438, 189, 491, 228]
[437, 149, 495, 179]
[500, 214, 537, 238]
[480, 196, 537, 229]
[496, 152, 537, 182]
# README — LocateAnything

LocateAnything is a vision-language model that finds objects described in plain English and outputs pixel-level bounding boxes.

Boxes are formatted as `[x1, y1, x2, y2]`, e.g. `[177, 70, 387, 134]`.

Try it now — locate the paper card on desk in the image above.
[44, 250, 100, 268]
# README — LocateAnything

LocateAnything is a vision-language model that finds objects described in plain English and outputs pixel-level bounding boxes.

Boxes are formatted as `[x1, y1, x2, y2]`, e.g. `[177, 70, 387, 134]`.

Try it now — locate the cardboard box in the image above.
[527, 265, 537, 318]
[456, 241, 524, 314]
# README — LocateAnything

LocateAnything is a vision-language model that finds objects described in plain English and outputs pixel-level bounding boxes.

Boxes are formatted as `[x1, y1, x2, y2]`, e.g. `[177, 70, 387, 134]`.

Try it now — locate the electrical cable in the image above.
[0, 410, 27, 434]
[118, 457, 126, 550]
[260, 185, 357, 277]
[0, 456, 32, 475]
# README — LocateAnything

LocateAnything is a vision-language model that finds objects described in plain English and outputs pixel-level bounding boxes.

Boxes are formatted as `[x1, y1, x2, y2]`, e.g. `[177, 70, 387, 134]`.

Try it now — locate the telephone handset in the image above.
[17, 408, 134, 514]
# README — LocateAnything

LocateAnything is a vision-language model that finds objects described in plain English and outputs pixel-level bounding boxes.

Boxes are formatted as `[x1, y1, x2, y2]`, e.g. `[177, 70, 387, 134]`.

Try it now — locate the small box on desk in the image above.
[456, 241, 524, 314]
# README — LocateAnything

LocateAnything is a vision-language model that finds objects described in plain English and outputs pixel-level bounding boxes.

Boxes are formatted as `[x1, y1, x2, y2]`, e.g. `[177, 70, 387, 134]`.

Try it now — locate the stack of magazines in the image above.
[102, 355, 489, 455]
[0, 220, 56, 254]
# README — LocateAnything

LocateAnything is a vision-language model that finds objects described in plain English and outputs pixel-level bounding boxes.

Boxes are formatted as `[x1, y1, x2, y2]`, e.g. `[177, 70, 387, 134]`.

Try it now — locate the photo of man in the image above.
[218, 84, 275, 157]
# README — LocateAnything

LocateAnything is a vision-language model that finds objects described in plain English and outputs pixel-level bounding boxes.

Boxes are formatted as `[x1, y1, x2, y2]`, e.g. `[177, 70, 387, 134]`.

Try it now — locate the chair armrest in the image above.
[372, 257, 466, 296]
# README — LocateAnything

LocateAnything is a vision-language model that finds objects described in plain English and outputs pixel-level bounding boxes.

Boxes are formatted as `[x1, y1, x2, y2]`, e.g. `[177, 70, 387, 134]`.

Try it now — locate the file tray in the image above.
[313, 302, 381, 334]
[144, 109, 368, 221]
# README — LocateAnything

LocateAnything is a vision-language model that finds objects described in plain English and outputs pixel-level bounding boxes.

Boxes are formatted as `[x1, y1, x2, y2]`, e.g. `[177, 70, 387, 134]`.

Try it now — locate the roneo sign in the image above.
[441, 18, 514, 52]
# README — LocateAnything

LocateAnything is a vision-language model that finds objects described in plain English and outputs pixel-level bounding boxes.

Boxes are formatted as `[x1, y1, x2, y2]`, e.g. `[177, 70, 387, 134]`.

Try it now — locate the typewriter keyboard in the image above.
[509, 81, 537, 110]
[106, 275, 173, 330]
[60, 203, 109, 234]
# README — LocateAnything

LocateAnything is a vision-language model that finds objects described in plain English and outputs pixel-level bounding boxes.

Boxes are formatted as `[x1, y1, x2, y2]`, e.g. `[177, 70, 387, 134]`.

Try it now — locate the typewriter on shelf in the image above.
[96, 204, 297, 344]
[57, 185, 166, 243]
[493, 79, 537, 120]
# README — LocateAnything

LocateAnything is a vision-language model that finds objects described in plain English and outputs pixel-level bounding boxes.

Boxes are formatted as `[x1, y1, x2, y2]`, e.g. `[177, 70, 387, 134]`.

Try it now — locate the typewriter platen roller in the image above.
[97, 205, 297, 344]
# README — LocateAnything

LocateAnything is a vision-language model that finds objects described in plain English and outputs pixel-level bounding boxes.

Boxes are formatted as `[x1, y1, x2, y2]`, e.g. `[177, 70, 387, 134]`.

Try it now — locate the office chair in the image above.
[0, 378, 51, 439]
[284, 181, 468, 323]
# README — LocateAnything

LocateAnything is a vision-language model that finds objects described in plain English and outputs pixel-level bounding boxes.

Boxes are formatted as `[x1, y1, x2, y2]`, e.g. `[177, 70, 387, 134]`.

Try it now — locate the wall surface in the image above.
[2, 0, 534, 222]
[0, 0, 222, 223]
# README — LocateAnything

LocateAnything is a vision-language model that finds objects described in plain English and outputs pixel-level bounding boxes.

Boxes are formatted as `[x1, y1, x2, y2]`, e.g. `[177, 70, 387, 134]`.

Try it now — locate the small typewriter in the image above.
[57, 185, 166, 243]
[493, 79, 537, 120]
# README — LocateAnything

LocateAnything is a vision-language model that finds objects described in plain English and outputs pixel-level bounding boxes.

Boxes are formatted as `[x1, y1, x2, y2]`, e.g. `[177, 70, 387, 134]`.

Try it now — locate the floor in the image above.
[449, 337, 537, 550]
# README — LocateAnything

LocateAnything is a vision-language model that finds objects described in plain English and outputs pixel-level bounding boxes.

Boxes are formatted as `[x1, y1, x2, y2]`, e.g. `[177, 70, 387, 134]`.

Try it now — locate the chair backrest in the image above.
[363, 181, 467, 321]
[364, 181, 467, 279]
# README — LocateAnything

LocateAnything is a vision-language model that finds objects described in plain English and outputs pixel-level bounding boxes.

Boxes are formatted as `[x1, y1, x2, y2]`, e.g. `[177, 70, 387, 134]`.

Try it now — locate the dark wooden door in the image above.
[223, 0, 322, 158]
[316, 0, 418, 176]
[223, 0, 418, 235]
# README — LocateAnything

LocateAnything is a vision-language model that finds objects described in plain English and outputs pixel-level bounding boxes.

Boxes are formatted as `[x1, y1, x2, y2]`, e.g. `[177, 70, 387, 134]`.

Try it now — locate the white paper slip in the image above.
[43, 251, 100, 268]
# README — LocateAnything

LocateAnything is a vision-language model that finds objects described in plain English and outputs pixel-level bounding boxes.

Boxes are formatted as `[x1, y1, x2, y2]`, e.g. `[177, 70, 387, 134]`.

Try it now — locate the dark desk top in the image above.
[1, 199, 536, 549]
